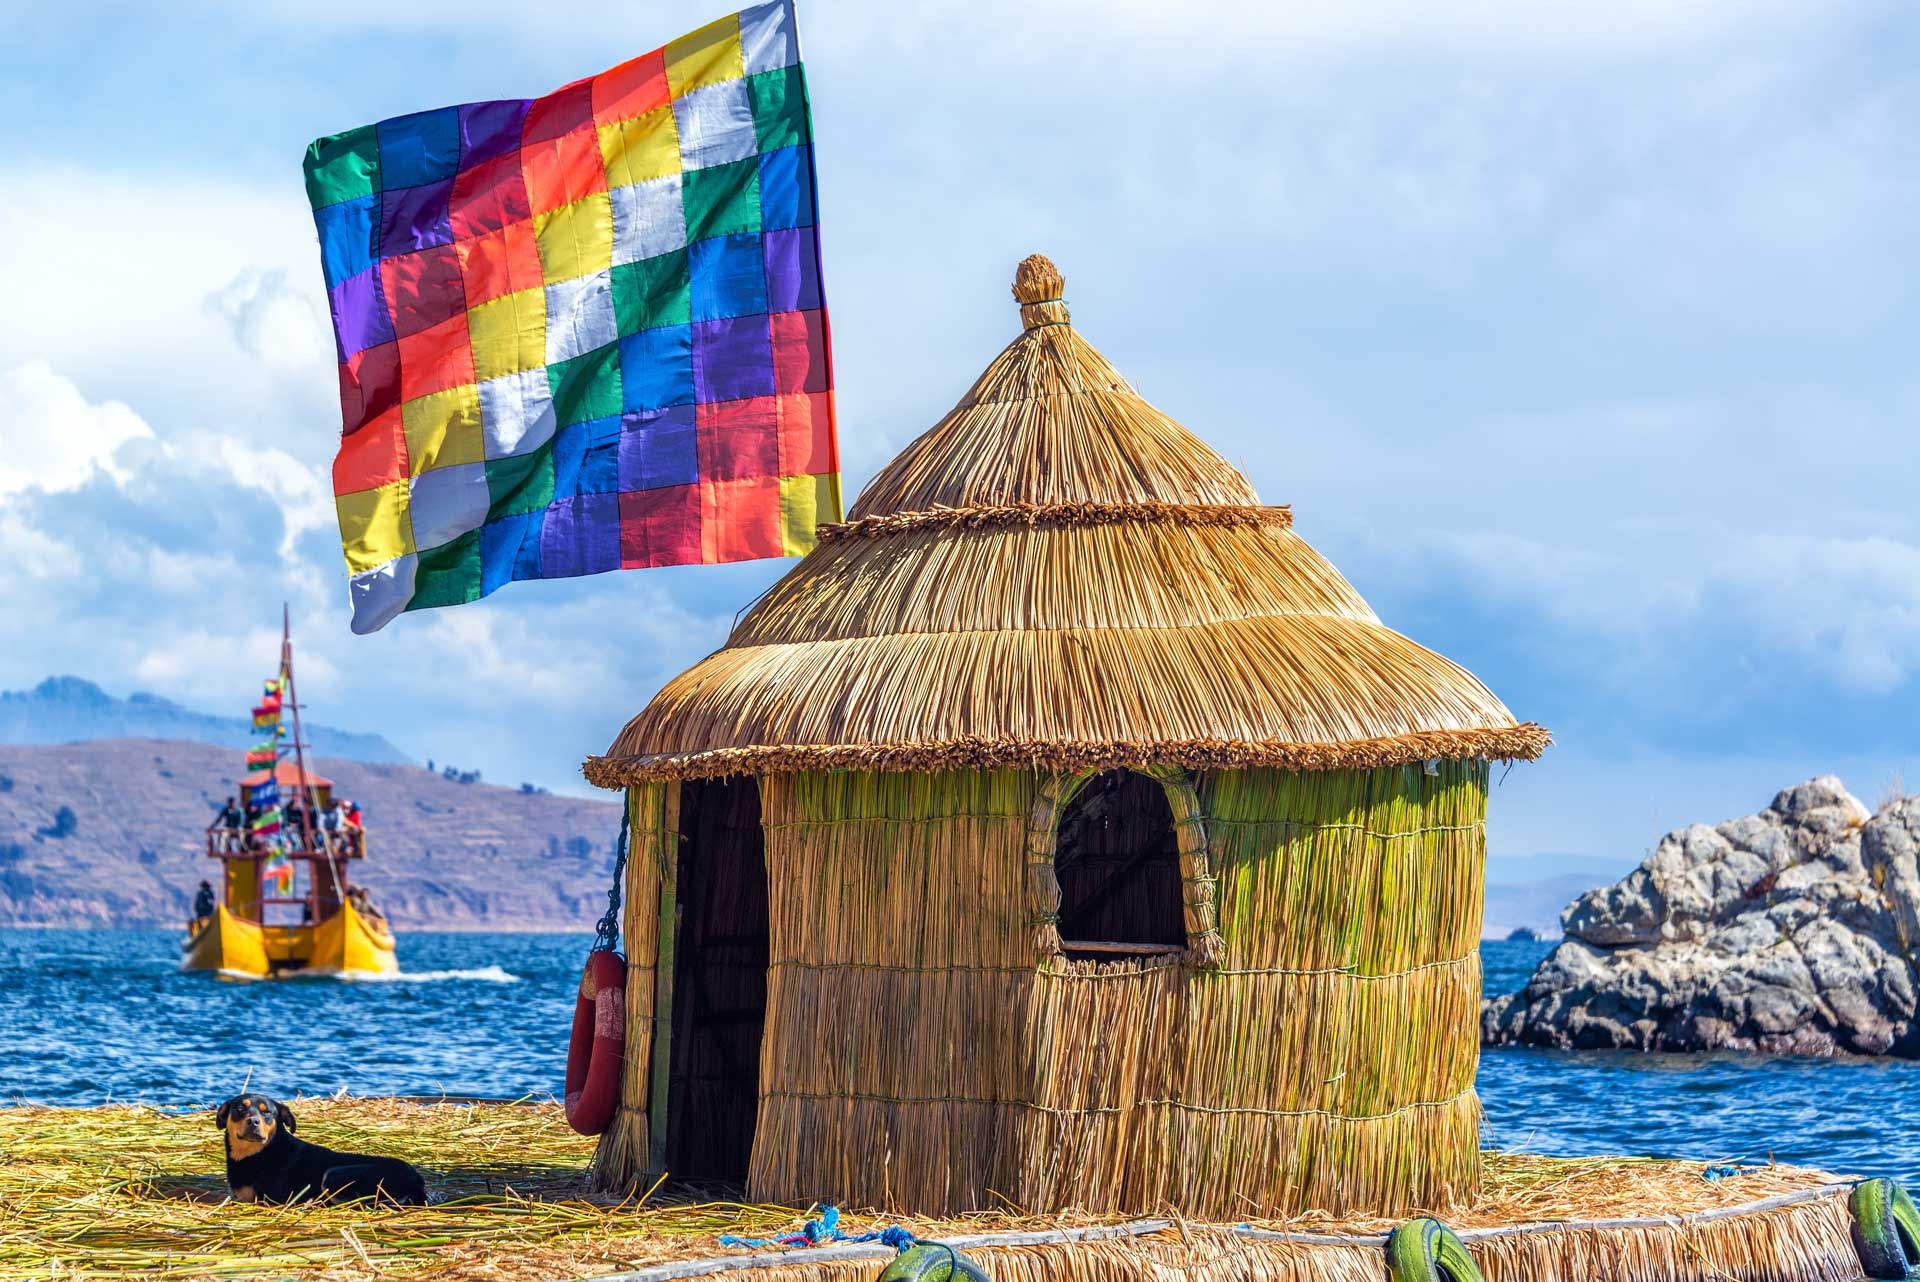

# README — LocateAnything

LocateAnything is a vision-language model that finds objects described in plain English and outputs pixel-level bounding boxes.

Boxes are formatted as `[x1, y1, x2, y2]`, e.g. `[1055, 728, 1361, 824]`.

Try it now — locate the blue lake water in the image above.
[2, 931, 1912, 1182]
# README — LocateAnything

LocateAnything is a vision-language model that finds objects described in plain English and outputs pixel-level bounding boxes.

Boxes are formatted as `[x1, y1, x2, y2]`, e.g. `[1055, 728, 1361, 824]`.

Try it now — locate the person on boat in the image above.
[287, 795, 316, 851]
[318, 798, 344, 855]
[348, 883, 386, 925]
[213, 796, 243, 852]
[342, 801, 364, 856]
[194, 879, 216, 922]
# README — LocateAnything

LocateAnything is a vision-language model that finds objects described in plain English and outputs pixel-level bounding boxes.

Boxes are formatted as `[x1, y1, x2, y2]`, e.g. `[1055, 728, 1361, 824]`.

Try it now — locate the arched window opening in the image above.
[1054, 770, 1186, 957]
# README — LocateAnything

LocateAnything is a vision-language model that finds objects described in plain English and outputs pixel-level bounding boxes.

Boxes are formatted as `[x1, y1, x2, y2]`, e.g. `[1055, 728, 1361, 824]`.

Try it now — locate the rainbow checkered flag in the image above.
[304, 2, 839, 633]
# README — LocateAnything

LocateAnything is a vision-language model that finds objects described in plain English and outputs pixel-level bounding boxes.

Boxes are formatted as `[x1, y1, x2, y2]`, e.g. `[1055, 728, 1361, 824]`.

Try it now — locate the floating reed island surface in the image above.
[0, 1098, 1874, 1282]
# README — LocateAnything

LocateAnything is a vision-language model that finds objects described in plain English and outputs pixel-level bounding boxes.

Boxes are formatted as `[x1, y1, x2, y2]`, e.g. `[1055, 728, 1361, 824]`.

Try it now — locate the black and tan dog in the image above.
[216, 1093, 428, 1205]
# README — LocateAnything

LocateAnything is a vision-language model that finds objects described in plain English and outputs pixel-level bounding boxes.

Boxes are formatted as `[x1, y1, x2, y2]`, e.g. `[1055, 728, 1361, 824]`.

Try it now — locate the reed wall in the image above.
[589, 782, 667, 1193]
[1016, 761, 1488, 1218]
[750, 769, 1038, 1210]
[597, 760, 1489, 1219]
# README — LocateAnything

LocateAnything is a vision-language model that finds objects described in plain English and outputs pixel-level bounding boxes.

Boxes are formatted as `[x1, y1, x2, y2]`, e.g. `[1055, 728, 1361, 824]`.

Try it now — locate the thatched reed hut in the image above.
[584, 255, 1548, 1219]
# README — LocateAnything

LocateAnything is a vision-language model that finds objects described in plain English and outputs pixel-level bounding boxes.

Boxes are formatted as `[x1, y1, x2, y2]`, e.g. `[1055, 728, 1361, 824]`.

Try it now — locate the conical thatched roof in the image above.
[586, 256, 1548, 786]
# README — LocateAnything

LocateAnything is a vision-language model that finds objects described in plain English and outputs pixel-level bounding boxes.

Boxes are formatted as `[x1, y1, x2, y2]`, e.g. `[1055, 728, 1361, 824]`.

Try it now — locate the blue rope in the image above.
[1701, 1163, 1744, 1181]
[719, 1205, 916, 1251]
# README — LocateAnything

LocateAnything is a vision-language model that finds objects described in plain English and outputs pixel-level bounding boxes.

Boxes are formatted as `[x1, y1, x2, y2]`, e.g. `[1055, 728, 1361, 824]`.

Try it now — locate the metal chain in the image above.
[590, 805, 630, 954]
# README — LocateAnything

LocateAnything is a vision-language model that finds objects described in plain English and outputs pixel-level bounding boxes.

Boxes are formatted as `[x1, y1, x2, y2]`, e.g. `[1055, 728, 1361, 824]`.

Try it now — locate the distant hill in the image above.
[0, 739, 621, 931]
[1482, 875, 1602, 940]
[1480, 851, 1634, 940]
[0, 677, 410, 765]
[0, 724, 1622, 939]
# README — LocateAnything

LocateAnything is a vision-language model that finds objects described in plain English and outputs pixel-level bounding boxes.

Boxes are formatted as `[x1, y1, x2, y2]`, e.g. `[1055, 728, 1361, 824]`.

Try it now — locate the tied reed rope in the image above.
[760, 1083, 1477, 1122]
[586, 725, 1552, 786]
[815, 500, 1293, 542]
[1026, 295, 1069, 329]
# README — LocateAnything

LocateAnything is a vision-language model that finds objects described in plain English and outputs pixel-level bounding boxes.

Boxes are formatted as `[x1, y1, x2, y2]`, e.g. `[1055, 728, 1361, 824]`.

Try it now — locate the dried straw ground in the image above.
[0, 1099, 1860, 1282]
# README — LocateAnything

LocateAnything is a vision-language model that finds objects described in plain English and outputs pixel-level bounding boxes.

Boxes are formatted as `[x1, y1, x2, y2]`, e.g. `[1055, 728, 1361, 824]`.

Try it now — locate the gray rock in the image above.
[1485, 778, 1920, 1057]
[1863, 797, 1920, 947]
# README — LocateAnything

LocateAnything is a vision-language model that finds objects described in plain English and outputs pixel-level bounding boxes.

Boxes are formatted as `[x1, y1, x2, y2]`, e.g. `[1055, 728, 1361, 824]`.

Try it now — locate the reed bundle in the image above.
[586, 254, 1544, 787]
[910, 1184, 1860, 1282]
[1469, 1195, 1860, 1282]
[0, 1100, 1855, 1282]
[848, 253, 1260, 518]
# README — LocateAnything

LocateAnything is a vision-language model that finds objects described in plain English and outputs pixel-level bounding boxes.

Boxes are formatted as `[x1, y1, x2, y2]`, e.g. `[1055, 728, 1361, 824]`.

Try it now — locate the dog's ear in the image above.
[215, 1099, 234, 1128]
[275, 1101, 297, 1134]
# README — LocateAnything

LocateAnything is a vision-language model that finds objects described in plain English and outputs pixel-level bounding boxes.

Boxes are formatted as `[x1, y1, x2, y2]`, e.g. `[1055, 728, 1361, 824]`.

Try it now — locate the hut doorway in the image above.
[663, 776, 769, 1182]
[1053, 770, 1187, 956]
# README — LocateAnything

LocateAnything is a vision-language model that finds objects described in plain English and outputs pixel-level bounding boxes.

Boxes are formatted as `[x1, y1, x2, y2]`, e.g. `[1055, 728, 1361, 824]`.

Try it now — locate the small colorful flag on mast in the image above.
[262, 850, 296, 894]
[245, 654, 291, 809]
[304, 1, 839, 633]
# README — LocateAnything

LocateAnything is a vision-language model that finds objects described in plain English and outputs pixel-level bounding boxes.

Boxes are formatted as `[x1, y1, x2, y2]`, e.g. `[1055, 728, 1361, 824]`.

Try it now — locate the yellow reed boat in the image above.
[181, 615, 399, 979]
[183, 895, 398, 979]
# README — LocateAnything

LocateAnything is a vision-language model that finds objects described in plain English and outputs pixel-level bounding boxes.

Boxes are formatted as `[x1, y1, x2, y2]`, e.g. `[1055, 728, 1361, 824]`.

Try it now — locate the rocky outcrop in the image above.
[1484, 777, 1920, 1056]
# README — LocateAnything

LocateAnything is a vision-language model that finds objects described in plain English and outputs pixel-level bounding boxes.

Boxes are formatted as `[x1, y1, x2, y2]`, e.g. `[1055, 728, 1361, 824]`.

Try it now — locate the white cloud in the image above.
[0, 506, 83, 580]
[130, 622, 317, 697]
[0, 172, 333, 453]
[171, 0, 1828, 54]
[205, 269, 332, 375]
[1709, 533, 1920, 694]
[914, 0, 1834, 72]
[0, 359, 745, 793]
[199, 433, 336, 556]
[1376, 523, 1920, 696]
[0, 362, 154, 494]
[0, 364, 326, 695]
[0, 362, 332, 555]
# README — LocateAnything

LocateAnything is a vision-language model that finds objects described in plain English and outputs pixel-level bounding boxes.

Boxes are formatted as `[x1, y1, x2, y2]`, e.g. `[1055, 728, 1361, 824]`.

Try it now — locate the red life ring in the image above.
[564, 950, 626, 1136]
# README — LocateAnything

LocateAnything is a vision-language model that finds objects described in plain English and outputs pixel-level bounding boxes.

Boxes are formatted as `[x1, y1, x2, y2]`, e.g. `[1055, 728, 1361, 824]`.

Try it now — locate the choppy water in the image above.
[1478, 941, 1919, 1181]
[2, 931, 1913, 1182]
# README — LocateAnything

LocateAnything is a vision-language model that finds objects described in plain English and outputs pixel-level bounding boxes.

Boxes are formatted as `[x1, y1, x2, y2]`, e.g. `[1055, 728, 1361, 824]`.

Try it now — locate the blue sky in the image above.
[0, 0, 1914, 879]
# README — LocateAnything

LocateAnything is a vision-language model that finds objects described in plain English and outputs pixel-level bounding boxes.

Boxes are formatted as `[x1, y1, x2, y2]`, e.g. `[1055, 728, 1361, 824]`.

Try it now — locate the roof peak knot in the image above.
[1014, 254, 1069, 331]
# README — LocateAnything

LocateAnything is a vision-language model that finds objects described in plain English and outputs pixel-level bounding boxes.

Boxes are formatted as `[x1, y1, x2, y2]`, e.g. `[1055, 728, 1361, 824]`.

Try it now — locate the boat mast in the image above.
[280, 604, 323, 924]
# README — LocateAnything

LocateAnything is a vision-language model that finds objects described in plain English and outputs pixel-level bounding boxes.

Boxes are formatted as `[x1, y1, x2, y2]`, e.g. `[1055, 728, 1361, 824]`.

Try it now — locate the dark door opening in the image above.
[664, 776, 769, 1182]
[1054, 770, 1185, 954]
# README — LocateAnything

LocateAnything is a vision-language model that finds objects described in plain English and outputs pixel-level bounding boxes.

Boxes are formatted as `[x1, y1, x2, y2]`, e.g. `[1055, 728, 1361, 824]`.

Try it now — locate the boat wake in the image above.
[283, 965, 522, 984]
